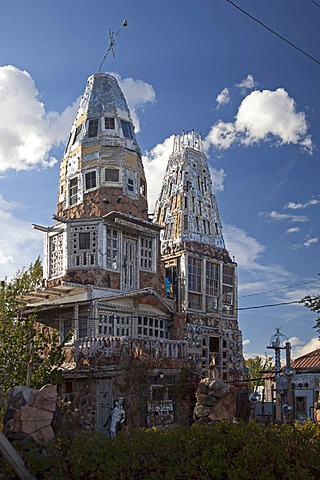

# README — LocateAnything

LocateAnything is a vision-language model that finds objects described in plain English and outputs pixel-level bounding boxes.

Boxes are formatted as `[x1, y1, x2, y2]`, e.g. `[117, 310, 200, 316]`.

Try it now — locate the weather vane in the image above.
[99, 20, 128, 72]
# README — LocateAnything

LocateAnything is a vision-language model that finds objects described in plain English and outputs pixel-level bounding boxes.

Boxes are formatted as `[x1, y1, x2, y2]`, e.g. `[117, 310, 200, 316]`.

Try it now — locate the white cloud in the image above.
[243, 339, 250, 345]
[143, 135, 175, 212]
[236, 74, 257, 91]
[216, 87, 230, 108]
[205, 88, 313, 153]
[204, 121, 236, 151]
[224, 225, 265, 268]
[0, 65, 79, 172]
[260, 211, 309, 222]
[286, 227, 300, 234]
[109, 71, 156, 133]
[303, 237, 318, 247]
[0, 194, 42, 279]
[209, 167, 225, 192]
[284, 198, 320, 210]
[289, 336, 320, 360]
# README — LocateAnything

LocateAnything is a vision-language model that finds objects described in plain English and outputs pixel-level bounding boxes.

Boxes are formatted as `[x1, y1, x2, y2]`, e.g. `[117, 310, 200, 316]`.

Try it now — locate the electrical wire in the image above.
[239, 278, 320, 298]
[237, 300, 300, 311]
[225, 0, 320, 66]
[309, 0, 320, 9]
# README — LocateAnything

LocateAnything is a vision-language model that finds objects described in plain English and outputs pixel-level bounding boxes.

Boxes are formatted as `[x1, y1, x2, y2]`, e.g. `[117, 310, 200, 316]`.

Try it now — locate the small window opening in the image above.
[85, 171, 96, 190]
[121, 120, 134, 139]
[88, 118, 99, 137]
[79, 232, 90, 250]
[105, 117, 115, 129]
[105, 168, 119, 182]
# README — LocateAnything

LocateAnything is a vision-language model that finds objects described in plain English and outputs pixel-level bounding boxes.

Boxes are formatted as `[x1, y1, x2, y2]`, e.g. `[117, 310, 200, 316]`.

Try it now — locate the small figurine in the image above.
[109, 397, 125, 436]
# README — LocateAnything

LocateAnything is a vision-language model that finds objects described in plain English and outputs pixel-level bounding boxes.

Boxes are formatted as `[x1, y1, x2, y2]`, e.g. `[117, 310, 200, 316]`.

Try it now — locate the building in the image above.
[262, 348, 320, 422]
[154, 131, 242, 381]
[24, 73, 243, 433]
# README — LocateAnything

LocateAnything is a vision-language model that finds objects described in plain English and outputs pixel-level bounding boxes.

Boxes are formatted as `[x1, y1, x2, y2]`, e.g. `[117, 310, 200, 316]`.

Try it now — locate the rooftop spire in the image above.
[154, 131, 225, 251]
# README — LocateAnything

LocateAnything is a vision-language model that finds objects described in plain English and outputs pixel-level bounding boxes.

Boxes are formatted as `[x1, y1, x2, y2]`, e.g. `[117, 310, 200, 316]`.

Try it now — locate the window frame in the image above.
[88, 118, 99, 138]
[84, 170, 97, 191]
[69, 176, 78, 207]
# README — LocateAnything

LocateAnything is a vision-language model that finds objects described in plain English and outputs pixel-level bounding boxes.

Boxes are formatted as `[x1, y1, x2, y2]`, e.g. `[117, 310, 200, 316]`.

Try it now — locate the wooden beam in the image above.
[0, 431, 37, 480]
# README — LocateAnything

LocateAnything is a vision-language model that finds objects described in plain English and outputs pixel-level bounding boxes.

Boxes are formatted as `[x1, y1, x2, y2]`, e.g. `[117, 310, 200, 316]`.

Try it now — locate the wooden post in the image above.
[0, 431, 37, 480]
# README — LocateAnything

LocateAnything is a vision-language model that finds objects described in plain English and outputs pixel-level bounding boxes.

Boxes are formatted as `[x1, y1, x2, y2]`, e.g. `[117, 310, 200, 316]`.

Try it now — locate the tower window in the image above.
[188, 257, 202, 310]
[79, 232, 90, 250]
[85, 171, 97, 190]
[222, 265, 235, 315]
[127, 178, 134, 192]
[72, 124, 83, 145]
[70, 225, 97, 267]
[105, 117, 115, 129]
[49, 233, 64, 278]
[141, 237, 153, 270]
[121, 120, 134, 139]
[105, 168, 119, 182]
[206, 262, 219, 312]
[106, 228, 119, 270]
[69, 177, 78, 206]
[88, 118, 99, 137]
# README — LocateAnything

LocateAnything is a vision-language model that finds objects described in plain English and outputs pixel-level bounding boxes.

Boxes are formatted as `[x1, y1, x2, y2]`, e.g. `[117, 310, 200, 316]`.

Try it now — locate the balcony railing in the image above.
[74, 336, 188, 362]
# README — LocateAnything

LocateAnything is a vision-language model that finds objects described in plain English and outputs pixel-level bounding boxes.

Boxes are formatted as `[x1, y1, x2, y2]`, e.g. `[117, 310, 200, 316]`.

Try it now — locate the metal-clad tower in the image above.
[154, 131, 243, 380]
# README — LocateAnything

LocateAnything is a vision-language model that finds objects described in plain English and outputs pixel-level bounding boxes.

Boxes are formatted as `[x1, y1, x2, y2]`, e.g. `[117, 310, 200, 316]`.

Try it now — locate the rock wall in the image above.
[3, 385, 57, 445]
[193, 378, 237, 424]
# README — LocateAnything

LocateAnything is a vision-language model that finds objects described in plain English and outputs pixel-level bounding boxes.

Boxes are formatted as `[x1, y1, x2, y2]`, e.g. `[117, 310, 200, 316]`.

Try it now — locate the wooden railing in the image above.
[74, 337, 188, 361]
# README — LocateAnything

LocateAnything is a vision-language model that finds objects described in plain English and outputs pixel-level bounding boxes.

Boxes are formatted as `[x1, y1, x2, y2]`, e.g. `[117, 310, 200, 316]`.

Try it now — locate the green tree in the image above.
[301, 294, 320, 335]
[0, 258, 66, 403]
[244, 355, 273, 392]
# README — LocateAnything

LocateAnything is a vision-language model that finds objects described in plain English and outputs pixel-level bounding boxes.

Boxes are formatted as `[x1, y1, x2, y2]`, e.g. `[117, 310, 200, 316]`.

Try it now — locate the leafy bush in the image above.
[1, 421, 320, 479]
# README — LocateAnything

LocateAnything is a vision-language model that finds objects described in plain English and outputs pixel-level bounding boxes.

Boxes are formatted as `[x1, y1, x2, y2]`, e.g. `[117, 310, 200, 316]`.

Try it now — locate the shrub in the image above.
[1, 421, 320, 479]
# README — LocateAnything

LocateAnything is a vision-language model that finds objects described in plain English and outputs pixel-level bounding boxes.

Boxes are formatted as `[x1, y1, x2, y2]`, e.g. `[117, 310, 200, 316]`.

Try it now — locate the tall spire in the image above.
[154, 131, 225, 251]
[57, 73, 148, 221]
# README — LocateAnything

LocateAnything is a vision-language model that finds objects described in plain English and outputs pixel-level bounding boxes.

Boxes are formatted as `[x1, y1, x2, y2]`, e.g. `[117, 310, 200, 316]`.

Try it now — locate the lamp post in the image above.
[267, 328, 289, 422]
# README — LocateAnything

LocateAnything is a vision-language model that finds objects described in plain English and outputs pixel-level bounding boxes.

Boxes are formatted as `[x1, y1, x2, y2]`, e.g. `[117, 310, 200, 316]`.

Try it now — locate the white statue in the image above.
[110, 397, 125, 436]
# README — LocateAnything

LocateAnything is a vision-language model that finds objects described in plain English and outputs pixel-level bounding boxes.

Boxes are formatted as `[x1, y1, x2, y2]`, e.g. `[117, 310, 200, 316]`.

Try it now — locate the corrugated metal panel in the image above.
[291, 348, 320, 369]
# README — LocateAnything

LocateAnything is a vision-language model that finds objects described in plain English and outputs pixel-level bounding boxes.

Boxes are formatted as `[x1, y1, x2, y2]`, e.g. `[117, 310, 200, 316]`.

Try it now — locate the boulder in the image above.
[208, 392, 237, 422]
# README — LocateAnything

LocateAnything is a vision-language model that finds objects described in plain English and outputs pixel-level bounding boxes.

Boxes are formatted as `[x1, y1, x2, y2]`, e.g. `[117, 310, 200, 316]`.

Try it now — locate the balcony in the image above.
[74, 336, 188, 362]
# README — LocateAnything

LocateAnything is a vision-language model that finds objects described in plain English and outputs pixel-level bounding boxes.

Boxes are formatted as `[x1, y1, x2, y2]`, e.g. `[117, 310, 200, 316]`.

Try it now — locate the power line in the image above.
[237, 300, 300, 311]
[240, 278, 320, 298]
[225, 0, 320, 67]
[310, 0, 320, 9]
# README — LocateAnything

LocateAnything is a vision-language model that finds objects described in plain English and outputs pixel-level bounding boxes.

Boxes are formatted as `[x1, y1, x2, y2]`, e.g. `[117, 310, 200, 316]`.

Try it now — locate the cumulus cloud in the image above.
[205, 88, 313, 153]
[216, 87, 230, 108]
[289, 336, 320, 359]
[303, 237, 318, 247]
[287, 227, 300, 234]
[0, 194, 42, 279]
[224, 224, 293, 297]
[284, 198, 320, 210]
[209, 167, 225, 192]
[143, 135, 175, 212]
[0, 65, 79, 172]
[260, 211, 309, 222]
[109, 71, 156, 133]
[243, 339, 251, 346]
[236, 74, 257, 91]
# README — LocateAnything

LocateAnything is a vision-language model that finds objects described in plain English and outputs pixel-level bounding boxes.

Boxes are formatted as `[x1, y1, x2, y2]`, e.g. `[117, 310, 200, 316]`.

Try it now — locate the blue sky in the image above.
[0, 0, 319, 361]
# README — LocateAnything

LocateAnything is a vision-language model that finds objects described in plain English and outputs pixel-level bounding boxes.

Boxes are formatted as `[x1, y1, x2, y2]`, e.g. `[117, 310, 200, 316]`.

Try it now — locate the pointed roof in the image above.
[154, 131, 225, 250]
[56, 73, 148, 220]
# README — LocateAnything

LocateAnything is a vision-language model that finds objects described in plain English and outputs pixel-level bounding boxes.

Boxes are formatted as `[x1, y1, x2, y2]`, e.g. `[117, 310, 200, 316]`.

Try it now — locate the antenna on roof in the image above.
[99, 20, 128, 72]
